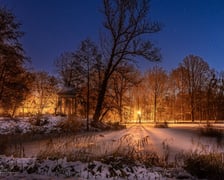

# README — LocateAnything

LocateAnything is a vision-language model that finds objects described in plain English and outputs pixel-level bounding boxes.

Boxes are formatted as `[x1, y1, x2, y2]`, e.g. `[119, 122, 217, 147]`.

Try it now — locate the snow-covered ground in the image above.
[12, 123, 223, 159]
[0, 156, 196, 180]
[0, 116, 64, 135]
[0, 116, 224, 179]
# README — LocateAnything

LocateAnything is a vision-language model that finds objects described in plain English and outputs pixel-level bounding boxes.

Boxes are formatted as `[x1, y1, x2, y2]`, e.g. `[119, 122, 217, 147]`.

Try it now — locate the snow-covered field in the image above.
[0, 116, 224, 179]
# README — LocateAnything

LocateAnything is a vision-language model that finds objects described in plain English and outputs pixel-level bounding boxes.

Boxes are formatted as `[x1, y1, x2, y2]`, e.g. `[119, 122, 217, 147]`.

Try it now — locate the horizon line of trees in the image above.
[55, 48, 224, 123]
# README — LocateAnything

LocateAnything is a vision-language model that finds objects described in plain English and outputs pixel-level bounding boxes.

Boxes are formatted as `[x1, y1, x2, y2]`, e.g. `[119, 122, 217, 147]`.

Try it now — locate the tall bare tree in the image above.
[93, 0, 161, 124]
[180, 55, 210, 122]
[74, 39, 102, 130]
[145, 65, 168, 122]
[55, 40, 104, 123]
[170, 66, 190, 121]
[110, 63, 141, 122]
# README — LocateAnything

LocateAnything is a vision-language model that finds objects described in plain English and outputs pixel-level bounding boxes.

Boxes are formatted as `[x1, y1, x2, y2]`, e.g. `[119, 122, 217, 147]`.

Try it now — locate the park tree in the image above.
[179, 55, 210, 122]
[215, 71, 224, 120]
[31, 71, 58, 114]
[55, 40, 104, 122]
[0, 7, 32, 116]
[110, 63, 141, 123]
[144, 66, 168, 122]
[170, 66, 189, 121]
[74, 39, 102, 130]
[55, 52, 83, 88]
[92, 0, 161, 124]
[55, 52, 84, 117]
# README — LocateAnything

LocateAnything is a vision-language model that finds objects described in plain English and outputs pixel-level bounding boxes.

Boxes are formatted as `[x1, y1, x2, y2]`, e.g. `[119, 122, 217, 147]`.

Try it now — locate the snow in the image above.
[0, 116, 64, 135]
[0, 116, 223, 179]
[0, 156, 193, 180]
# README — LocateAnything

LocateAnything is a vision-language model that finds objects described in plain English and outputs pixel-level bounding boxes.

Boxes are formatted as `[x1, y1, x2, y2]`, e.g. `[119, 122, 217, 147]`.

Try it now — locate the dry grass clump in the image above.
[154, 121, 169, 128]
[0, 134, 25, 157]
[37, 134, 97, 161]
[57, 115, 82, 133]
[37, 133, 165, 167]
[199, 122, 223, 143]
[107, 121, 126, 130]
[184, 152, 224, 180]
[0, 135, 9, 155]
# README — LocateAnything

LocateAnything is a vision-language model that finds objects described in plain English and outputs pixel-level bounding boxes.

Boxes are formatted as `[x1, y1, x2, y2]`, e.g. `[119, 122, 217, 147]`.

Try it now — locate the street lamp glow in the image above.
[137, 110, 141, 116]
[137, 110, 141, 123]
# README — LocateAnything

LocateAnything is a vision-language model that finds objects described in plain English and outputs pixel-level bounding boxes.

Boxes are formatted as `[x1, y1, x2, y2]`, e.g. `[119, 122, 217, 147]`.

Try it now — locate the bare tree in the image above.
[145, 65, 168, 123]
[32, 71, 58, 114]
[170, 66, 189, 121]
[55, 40, 104, 125]
[110, 63, 141, 123]
[55, 52, 83, 88]
[74, 39, 102, 130]
[180, 55, 210, 122]
[93, 0, 161, 124]
[215, 71, 224, 120]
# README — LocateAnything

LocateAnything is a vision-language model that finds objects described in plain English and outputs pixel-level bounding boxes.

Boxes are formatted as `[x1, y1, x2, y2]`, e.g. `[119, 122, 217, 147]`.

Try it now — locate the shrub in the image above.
[154, 121, 168, 128]
[0, 135, 9, 155]
[0, 134, 25, 157]
[107, 121, 126, 130]
[57, 115, 82, 133]
[29, 114, 49, 126]
[184, 152, 224, 180]
[37, 132, 164, 168]
[199, 122, 223, 143]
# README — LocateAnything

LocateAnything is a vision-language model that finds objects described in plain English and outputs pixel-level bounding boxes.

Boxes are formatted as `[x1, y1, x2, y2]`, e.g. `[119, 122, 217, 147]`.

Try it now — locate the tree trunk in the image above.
[190, 94, 195, 122]
[119, 87, 123, 123]
[93, 77, 108, 123]
[154, 93, 157, 123]
[86, 61, 90, 131]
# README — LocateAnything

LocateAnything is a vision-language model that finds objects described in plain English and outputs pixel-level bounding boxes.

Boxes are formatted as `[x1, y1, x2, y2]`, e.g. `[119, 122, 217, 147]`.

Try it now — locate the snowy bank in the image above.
[0, 156, 194, 180]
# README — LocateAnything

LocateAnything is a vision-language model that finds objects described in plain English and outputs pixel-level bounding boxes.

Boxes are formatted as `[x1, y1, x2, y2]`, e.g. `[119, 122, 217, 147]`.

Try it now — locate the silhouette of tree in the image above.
[179, 55, 210, 122]
[0, 7, 31, 116]
[144, 65, 168, 123]
[55, 40, 103, 123]
[74, 39, 102, 130]
[110, 63, 141, 123]
[55, 52, 83, 88]
[32, 71, 58, 114]
[93, 0, 161, 124]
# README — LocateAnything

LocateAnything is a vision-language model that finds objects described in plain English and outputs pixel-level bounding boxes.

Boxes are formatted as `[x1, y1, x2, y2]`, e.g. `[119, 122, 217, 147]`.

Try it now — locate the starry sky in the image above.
[1, 0, 224, 73]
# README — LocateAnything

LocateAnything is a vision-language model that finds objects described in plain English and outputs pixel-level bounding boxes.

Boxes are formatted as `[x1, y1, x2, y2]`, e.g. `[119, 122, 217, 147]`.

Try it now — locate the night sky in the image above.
[1, 0, 224, 73]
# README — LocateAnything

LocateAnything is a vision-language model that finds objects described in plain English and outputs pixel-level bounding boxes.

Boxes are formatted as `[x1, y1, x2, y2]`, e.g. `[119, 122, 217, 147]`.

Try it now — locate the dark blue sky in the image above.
[1, 0, 224, 73]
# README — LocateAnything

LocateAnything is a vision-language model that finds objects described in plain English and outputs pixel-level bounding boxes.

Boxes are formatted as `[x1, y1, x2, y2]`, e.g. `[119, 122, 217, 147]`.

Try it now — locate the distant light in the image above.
[137, 111, 141, 115]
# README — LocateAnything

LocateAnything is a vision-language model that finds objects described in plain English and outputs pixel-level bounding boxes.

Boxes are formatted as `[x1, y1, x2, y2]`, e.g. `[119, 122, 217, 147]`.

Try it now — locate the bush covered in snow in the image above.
[0, 156, 193, 180]
[0, 116, 65, 135]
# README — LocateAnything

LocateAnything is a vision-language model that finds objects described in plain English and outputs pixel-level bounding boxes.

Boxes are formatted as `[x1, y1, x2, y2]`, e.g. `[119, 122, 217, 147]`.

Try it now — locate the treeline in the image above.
[55, 47, 224, 122]
[138, 56, 224, 122]
[1, 1, 223, 123]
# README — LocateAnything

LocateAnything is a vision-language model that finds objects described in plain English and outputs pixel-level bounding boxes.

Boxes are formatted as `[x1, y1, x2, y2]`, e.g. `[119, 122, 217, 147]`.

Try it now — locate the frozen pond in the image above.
[3, 124, 223, 162]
